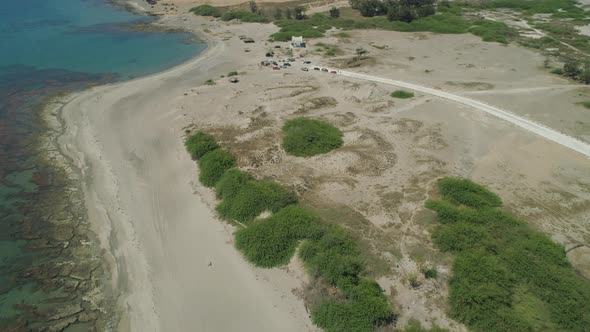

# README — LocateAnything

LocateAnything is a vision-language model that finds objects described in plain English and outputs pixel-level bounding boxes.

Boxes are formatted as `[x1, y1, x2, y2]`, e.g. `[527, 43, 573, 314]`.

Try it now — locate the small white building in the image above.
[290, 36, 306, 48]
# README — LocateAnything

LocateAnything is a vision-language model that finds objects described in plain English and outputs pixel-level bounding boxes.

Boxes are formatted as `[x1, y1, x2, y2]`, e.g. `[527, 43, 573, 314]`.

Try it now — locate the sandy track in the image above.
[338, 70, 590, 158]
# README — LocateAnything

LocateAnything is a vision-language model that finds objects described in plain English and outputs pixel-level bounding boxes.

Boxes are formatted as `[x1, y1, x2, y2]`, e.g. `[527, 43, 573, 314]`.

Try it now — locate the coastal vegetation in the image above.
[476, 0, 586, 18]
[271, 5, 515, 44]
[185, 131, 219, 160]
[426, 177, 590, 332]
[216, 172, 297, 224]
[391, 90, 414, 99]
[235, 205, 323, 267]
[401, 320, 449, 332]
[282, 118, 343, 157]
[198, 149, 236, 187]
[190, 5, 222, 18]
[220, 11, 269, 23]
[190, 2, 515, 44]
[185, 132, 394, 331]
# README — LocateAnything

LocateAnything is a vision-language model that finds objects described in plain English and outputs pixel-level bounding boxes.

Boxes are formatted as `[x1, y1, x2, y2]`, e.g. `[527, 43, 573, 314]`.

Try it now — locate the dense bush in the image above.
[198, 149, 235, 187]
[221, 11, 269, 23]
[424, 199, 478, 224]
[401, 320, 449, 332]
[299, 218, 394, 332]
[449, 251, 529, 331]
[185, 131, 219, 160]
[312, 279, 393, 332]
[271, 11, 515, 44]
[437, 177, 502, 209]
[282, 118, 343, 157]
[300, 225, 363, 289]
[433, 221, 491, 252]
[272, 14, 331, 41]
[190, 5, 222, 18]
[216, 178, 297, 224]
[422, 267, 438, 279]
[215, 168, 252, 200]
[235, 206, 323, 267]
[391, 90, 414, 98]
[427, 177, 590, 332]
[483, 0, 585, 18]
[468, 19, 516, 44]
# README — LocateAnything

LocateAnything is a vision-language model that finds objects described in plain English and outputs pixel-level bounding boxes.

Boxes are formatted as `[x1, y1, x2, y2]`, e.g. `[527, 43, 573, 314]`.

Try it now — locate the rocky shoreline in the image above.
[8, 97, 119, 332]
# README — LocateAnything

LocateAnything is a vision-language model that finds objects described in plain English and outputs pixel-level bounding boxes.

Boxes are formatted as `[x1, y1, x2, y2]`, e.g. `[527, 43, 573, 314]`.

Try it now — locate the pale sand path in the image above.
[336, 70, 590, 158]
[56, 16, 314, 332]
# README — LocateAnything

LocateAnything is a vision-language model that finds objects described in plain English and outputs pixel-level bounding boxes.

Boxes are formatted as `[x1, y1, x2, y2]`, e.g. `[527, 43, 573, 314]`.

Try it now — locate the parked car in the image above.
[330, 70, 337, 74]
[272, 66, 280, 70]
[313, 67, 320, 71]
[302, 67, 309, 71]
[321, 68, 329, 72]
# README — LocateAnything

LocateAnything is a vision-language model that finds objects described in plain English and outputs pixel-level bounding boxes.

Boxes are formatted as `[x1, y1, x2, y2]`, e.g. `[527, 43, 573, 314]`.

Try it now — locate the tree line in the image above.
[349, 0, 438, 22]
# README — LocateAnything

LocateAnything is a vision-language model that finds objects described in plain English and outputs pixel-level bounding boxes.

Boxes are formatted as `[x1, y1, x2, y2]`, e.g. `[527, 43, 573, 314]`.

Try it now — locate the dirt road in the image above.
[338, 70, 590, 158]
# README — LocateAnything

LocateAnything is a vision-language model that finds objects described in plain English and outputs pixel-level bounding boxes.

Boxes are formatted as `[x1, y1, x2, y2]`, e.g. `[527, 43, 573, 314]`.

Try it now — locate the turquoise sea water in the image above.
[0, 0, 205, 329]
[0, 0, 205, 78]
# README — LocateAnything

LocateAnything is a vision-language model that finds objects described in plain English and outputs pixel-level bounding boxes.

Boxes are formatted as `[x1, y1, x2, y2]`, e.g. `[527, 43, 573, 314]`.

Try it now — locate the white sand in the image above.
[55, 15, 315, 332]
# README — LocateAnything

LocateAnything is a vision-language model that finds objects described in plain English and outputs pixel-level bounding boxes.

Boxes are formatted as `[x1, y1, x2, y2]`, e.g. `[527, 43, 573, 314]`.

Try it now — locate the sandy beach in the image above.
[53, 13, 316, 332]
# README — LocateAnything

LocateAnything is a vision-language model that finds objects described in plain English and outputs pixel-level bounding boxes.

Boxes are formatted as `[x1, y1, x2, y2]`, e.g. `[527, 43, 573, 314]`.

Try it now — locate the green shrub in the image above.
[215, 168, 252, 199]
[551, 67, 564, 75]
[185, 131, 219, 160]
[271, 12, 516, 43]
[312, 279, 393, 332]
[437, 177, 502, 208]
[198, 149, 236, 187]
[401, 320, 450, 332]
[449, 250, 529, 331]
[433, 221, 491, 252]
[579, 101, 590, 109]
[391, 90, 415, 98]
[483, 0, 586, 17]
[427, 177, 590, 332]
[216, 179, 297, 224]
[190, 5, 222, 18]
[272, 14, 333, 41]
[468, 19, 515, 44]
[227, 71, 238, 77]
[422, 267, 438, 279]
[235, 206, 323, 267]
[424, 200, 479, 224]
[282, 118, 343, 157]
[300, 225, 363, 289]
[221, 11, 268, 23]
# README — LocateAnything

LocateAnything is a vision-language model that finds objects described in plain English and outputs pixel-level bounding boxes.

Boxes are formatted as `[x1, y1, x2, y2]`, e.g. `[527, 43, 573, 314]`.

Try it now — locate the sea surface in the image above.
[0, 0, 205, 329]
